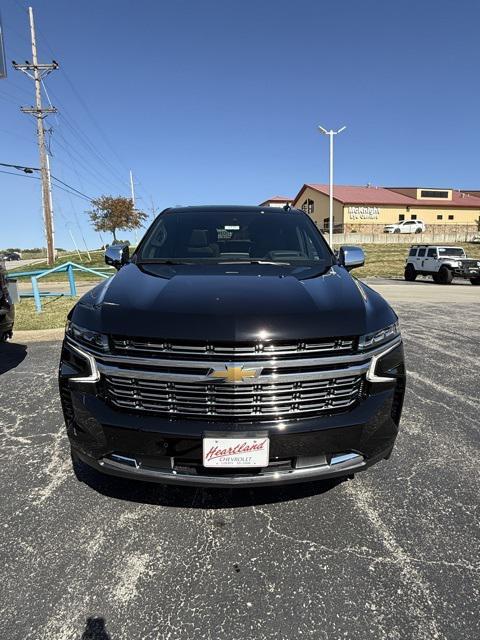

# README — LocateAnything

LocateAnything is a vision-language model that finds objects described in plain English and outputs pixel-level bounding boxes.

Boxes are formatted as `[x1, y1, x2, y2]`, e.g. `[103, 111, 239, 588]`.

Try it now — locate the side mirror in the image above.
[105, 243, 129, 270]
[338, 245, 365, 271]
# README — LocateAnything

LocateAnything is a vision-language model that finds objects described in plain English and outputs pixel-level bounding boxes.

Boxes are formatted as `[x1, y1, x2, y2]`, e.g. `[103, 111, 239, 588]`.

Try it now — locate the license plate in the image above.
[203, 437, 269, 468]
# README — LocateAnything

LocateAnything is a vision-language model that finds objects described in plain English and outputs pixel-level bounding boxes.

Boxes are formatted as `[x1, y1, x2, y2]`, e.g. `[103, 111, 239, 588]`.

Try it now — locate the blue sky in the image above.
[1, 0, 480, 249]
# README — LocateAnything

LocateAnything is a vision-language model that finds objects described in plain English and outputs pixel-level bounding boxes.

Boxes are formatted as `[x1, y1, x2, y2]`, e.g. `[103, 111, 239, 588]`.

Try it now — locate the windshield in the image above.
[136, 210, 332, 265]
[438, 247, 465, 257]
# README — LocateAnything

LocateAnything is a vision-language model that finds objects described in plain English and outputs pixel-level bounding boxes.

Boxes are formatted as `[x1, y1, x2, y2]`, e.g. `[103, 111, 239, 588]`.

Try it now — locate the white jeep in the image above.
[384, 220, 426, 234]
[404, 245, 480, 285]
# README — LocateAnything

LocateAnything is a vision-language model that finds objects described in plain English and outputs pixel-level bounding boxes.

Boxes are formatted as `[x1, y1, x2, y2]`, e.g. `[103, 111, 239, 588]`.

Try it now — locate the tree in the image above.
[87, 196, 148, 242]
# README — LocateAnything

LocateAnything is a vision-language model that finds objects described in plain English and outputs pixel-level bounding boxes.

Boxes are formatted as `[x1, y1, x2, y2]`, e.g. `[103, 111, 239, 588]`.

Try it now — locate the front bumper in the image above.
[452, 267, 480, 279]
[61, 375, 404, 487]
[73, 447, 391, 487]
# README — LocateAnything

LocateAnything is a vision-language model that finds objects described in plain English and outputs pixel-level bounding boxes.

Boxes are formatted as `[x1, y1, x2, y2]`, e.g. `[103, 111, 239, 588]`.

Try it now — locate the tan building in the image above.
[291, 184, 480, 231]
[259, 195, 294, 208]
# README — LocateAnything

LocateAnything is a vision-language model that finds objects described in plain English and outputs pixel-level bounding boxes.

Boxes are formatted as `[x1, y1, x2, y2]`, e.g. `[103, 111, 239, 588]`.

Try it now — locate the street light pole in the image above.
[318, 125, 346, 247]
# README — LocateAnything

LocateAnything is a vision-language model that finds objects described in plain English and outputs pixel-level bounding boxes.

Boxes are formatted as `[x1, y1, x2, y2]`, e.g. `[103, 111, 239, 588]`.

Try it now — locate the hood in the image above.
[73, 263, 396, 342]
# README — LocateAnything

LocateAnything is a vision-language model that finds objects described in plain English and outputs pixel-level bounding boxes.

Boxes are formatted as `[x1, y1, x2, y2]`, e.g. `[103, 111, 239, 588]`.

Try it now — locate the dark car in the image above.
[59, 206, 405, 488]
[0, 261, 15, 342]
[3, 252, 21, 261]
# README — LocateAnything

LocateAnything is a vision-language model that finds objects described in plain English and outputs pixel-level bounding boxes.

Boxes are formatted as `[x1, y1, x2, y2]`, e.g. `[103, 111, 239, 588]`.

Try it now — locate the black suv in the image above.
[59, 206, 405, 487]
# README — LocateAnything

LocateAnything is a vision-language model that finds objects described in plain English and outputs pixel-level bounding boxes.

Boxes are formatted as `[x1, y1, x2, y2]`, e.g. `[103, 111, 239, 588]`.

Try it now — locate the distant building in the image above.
[259, 195, 294, 208]
[291, 184, 480, 231]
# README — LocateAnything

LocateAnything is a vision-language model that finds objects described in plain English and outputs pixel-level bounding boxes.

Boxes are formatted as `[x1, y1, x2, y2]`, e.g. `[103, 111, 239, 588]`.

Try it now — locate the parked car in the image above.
[384, 220, 426, 234]
[59, 205, 406, 488]
[2, 252, 21, 261]
[0, 261, 15, 342]
[404, 244, 480, 284]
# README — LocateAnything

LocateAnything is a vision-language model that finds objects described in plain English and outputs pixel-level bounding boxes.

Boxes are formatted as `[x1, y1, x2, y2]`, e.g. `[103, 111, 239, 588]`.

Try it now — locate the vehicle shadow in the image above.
[74, 460, 346, 509]
[0, 341, 27, 375]
[80, 616, 111, 639]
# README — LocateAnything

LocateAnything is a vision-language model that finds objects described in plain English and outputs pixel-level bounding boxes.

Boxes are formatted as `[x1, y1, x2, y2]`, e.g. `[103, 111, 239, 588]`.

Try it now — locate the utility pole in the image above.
[129, 169, 136, 207]
[149, 196, 159, 221]
[129, 169, 138, 245]
[13, 7, 58, 266]
[317, 125, 346, 247]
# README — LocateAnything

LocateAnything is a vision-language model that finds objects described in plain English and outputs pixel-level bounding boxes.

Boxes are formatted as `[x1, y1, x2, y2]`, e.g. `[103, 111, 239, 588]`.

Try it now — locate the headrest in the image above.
[189, 229, 209, 247]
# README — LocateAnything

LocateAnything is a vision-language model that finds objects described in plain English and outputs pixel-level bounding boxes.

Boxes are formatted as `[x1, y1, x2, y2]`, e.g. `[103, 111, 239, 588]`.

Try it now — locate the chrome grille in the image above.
[66, 333, 407, 421]
[104, 374, 362, 418]
[110, 336, 356, 360]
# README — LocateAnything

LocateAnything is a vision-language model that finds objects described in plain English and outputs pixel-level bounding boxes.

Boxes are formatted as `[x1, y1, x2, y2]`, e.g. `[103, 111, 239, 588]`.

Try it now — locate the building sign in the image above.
[0, 13, 6, 79]
[348, 205, 380, 220]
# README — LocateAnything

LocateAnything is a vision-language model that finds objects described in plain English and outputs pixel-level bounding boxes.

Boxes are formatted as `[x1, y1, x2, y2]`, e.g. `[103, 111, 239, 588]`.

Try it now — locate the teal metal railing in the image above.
[7, 261, 112, 312]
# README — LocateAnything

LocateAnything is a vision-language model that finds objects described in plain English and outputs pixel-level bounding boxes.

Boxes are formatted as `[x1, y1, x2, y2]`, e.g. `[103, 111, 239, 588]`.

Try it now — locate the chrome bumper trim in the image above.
[97, 361, 369, 384]
[81, 451, 366, 487]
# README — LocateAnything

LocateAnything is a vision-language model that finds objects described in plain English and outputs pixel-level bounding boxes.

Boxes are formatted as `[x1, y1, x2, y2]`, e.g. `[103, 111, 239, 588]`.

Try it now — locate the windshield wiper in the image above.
[137, 259, 193, 265]
[217, 260, 291, 266]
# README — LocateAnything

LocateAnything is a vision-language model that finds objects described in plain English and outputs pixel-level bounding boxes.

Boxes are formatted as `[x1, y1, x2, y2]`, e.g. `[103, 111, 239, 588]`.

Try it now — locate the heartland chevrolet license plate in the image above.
[203, 437, 270, 468]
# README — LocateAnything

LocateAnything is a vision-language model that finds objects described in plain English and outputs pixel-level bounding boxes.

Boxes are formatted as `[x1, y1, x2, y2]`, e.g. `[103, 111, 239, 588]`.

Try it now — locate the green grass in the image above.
[15, 296, 76, 331]
[13, 242, 480, 331]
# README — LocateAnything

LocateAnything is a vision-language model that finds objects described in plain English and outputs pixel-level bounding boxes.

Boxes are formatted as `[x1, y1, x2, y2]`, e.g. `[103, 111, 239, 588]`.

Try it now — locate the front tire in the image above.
[394, 228, 400, 234]
[470, 277, 480, 285]
[415, 228, 422, 233]
[437, 266, 453, 284]
[404, 264, 417, 281]
[70, 447, 86, 482]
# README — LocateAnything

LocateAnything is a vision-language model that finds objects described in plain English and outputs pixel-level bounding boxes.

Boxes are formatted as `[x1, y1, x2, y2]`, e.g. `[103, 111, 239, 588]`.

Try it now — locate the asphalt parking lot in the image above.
[0, 281, 479, 640]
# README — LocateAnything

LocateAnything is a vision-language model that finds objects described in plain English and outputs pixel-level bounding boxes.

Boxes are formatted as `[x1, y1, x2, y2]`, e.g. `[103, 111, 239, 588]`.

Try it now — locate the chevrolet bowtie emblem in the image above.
[209, 364, 261, 383]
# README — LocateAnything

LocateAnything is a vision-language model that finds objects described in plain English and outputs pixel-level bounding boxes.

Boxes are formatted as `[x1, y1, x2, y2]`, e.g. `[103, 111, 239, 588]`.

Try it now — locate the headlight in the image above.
[358, 321, 400, 351]
[66, 320, 109, 352]
[367, 342, 405, 383]
[458, 261, 463, 267]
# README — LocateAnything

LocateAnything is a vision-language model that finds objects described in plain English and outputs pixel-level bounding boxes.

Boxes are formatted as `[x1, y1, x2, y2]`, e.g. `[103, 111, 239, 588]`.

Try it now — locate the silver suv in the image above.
[404, 245, 480, 285]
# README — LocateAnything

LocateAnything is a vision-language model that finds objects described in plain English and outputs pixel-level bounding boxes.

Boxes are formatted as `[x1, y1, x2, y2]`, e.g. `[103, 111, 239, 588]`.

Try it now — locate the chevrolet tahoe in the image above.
[59, 205, 406, 487]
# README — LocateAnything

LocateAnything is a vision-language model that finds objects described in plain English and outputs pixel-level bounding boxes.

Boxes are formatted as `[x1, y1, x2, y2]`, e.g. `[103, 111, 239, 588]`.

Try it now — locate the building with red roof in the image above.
[291, 184, 480, 231]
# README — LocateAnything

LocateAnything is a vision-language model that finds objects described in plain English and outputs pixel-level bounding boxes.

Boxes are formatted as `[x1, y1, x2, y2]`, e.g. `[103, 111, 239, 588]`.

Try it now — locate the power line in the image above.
[0, 161, 93, 201]
[7, 0, 153, 214]
[10, 0, 131, 194]
[0, 167, 38, 179]
[50, 175, 93, 200]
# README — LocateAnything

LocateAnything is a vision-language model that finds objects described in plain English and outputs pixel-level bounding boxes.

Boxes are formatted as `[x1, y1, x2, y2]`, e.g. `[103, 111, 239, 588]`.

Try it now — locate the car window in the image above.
[408, 248, 417, 256]
[137, 210, 332, 265]
[437, 247, 465, 258]
[427, 248, 436, 257]
[405, 221, 415, 225]
[417, 248, 426, 257]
